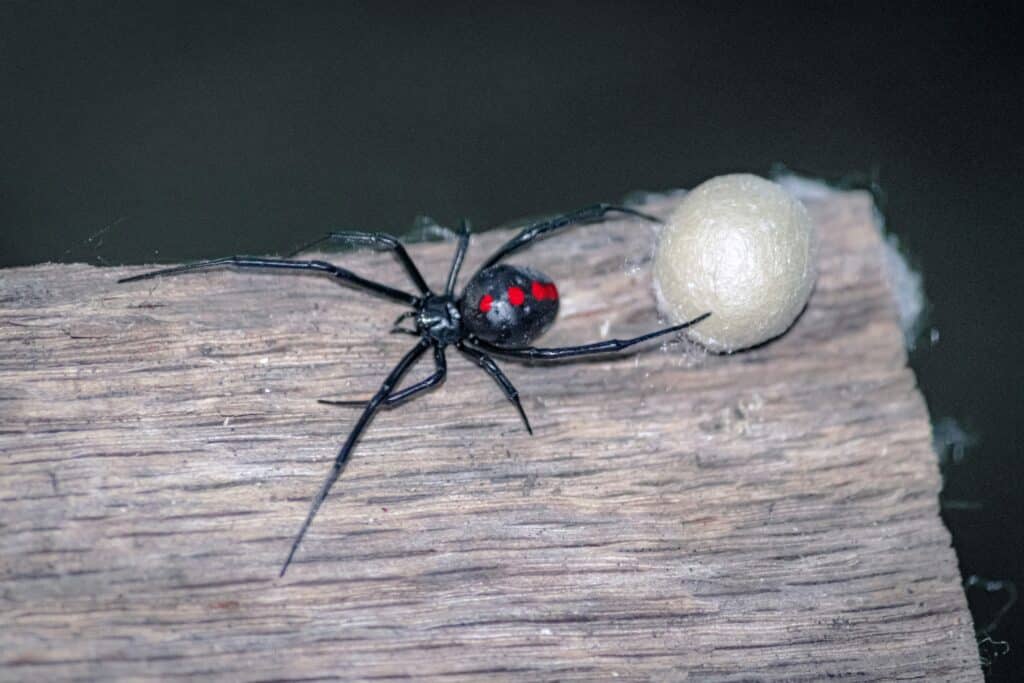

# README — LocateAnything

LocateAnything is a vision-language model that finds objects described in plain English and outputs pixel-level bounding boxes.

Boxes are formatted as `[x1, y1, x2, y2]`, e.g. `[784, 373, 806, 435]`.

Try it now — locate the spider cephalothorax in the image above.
[120, 204, 710, 575]
[415, 293, 463, 345]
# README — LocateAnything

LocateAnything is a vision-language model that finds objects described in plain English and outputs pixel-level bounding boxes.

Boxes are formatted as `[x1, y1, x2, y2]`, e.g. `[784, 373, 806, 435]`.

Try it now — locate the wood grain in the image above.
[0, 192, 979, 681]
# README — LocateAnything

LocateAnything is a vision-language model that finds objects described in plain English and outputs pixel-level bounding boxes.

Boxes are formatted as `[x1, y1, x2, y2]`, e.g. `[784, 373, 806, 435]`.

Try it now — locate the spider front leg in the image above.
[318, 345, 447, 409]
[280, 339, 432, 577]
[289, 231, 431, 295]
[444, 219, 471, 296]
[469, 312, 711, 360]
[118, 255, 418, 305]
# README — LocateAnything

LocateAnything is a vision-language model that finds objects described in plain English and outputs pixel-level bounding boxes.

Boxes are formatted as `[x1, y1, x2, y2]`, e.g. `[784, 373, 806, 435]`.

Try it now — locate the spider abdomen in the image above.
[460, 264, 559, 346]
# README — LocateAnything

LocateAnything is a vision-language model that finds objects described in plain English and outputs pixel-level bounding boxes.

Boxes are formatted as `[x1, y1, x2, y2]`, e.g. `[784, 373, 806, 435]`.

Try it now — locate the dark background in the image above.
[2, 2, 1022, 678]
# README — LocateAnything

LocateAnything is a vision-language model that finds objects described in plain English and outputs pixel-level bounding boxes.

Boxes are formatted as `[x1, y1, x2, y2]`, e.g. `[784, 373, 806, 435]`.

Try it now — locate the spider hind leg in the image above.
[469, 312, 712, 361]
[457, 342, 532, 435]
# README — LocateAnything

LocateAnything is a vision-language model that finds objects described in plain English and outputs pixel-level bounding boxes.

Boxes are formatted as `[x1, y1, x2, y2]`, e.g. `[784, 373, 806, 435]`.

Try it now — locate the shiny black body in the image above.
[119, 204, 710, 576]
[461, 264, 558, 345]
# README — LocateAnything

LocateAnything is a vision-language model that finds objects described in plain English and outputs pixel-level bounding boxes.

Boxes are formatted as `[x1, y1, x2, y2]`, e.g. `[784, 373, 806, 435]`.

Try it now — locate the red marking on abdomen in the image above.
[479, 294, 493, 313]
[530, 281, 558, 301]
[507, 286, 525, 306]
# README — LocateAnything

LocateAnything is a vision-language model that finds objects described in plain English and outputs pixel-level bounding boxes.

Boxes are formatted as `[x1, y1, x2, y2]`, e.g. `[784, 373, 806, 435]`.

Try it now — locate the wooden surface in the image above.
[0, 192, 979, 680]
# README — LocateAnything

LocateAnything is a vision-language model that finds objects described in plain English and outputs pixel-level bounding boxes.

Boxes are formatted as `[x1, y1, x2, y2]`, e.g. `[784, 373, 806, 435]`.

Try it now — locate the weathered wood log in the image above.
[0, 192, 979, 680]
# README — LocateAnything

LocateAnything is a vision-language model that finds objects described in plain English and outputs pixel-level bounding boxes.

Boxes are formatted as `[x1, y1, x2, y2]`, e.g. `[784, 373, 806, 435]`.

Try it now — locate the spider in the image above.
[119, 203, 710, 576]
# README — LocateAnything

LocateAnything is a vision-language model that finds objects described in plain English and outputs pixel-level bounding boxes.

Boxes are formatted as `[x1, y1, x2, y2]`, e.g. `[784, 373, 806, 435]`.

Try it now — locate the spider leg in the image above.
[469, 312, 711, 360]
[280, 338, 431, 577]
[289, 231, 431, 294]
[392, 311, 416, 327]
[473, 203, 662, 276]
[118, 256, 418, 305]
[318, 345, 447, 409]
[444, 219, 471, 296]
[388, 311, 419, 336]
[456, 342, 532, 435]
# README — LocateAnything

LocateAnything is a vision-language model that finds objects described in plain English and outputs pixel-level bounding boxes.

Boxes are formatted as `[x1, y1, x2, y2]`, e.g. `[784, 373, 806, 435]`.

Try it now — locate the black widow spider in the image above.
[119, 203, 710, 576]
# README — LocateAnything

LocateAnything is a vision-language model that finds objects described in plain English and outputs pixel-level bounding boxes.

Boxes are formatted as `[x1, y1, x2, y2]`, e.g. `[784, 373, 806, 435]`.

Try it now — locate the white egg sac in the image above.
[654, 174, 818, 352]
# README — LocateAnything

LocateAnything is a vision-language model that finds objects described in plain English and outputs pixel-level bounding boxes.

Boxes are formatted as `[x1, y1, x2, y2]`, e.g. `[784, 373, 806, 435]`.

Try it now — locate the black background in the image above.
[2, 2, 1022, 678]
